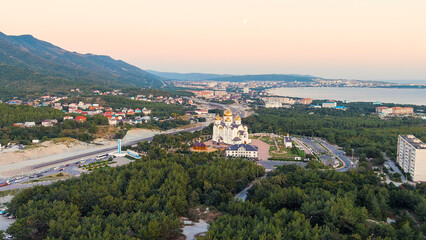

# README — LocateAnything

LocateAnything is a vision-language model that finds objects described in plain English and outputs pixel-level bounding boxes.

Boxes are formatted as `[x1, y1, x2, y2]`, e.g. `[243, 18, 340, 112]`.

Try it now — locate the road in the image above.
[318, 139, 352, 172]
[299, 137, 326, 154]
[293, 138, 312, 155]
[384, 153, 407, 183]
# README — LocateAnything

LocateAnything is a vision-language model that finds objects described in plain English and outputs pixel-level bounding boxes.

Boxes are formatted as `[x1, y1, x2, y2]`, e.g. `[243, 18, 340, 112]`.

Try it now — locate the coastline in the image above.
[267, 87, 426, 106]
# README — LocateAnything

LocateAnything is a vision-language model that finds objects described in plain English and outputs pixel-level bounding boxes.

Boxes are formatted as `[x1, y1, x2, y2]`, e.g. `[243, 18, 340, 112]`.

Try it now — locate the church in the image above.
[212, 108, 251, 145]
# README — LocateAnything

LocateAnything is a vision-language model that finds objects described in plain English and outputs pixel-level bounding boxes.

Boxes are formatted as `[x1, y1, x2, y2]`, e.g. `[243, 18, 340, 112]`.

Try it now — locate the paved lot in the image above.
[250, 139, 271, 160]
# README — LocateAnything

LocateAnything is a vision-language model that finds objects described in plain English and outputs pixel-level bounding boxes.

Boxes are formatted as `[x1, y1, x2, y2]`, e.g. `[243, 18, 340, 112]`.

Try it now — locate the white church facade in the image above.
[212, 108, 251, 145]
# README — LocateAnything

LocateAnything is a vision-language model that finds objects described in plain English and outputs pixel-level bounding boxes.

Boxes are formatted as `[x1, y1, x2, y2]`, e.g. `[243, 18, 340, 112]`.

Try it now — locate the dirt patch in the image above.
[0, 138, 99, 167]
[187, 206, 222, 223]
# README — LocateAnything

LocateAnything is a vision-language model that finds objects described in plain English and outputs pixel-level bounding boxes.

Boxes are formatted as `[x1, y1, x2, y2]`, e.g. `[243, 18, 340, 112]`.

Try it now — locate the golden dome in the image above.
[215, 114, 222, 120]
[224, 108, 233, 117]
[235, 115, 241, 121]
[225, 117, 232, 122]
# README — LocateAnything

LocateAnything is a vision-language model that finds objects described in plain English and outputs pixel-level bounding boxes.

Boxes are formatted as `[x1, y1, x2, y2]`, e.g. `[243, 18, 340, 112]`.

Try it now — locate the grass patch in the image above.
[0, 189, 21, 198]
[27, 172, 73, 183]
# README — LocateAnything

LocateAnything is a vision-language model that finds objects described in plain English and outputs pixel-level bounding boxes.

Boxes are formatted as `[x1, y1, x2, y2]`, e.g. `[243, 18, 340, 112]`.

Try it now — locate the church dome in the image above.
[215, 114, 222, 120]
[235, 115, 241, 121]
[224, 108, 233, 117]
[225, 117, 232, 122]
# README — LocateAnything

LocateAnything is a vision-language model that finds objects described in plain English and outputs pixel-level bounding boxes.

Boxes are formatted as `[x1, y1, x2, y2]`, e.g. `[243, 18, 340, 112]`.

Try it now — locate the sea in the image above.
[268, 87, 426, 106]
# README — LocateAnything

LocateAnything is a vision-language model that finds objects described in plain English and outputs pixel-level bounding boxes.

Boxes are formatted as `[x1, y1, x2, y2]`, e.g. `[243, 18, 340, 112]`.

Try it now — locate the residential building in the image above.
[13, 123, 24, 127]
[24, 122, 36, 128]
[265, 101, 282, 108]
[42, 120, 53, 127]
[142, 108, 151, 115]
[391, 107, 413, 115]
[322, 102, 337, 108]
[300, 98, 313, 105]
[75, 116, 87, 122]
[214, 90, 227, 97]
[225, 144, 258, 158]
[397, 135, 426, 182]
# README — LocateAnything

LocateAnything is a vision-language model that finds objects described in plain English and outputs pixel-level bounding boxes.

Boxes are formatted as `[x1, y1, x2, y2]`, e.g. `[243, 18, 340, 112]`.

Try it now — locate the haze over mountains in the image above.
[147, 70, 317, 82]
[0, 31, 163, 98]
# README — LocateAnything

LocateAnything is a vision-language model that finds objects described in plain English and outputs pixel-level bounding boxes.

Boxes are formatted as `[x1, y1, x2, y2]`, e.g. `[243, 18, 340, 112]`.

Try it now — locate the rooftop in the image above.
[226, 144, 258, 151]
[400, 135, 426, 149]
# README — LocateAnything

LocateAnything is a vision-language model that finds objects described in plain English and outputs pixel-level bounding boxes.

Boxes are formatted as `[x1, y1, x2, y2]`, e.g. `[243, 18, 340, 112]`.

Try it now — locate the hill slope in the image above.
[0, 31, 163, 99]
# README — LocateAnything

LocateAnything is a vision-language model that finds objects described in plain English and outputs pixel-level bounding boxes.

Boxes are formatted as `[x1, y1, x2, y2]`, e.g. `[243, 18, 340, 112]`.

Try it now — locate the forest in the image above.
[244, 107, 426, 160]
[204, 164, 426, 240]
[5, 143, 263, 239]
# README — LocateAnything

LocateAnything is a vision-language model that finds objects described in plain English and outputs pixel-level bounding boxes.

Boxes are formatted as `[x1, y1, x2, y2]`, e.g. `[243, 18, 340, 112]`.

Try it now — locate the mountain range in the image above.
[147, 70, 317, 82]
[0, 31, 163, 99]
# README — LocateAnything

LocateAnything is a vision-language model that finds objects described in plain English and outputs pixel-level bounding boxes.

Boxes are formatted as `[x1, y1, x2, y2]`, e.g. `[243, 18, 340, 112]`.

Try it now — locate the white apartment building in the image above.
[265, 101, 282, 108]
[397, 135, 426, 182]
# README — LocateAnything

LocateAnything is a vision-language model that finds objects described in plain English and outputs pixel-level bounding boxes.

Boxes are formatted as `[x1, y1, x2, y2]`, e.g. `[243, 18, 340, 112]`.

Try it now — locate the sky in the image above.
[1, 0, 426, 80]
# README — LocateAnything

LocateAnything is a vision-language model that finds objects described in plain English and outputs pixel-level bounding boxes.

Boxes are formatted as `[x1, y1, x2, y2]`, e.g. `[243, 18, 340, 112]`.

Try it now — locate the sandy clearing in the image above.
[0, 138, 100, 167]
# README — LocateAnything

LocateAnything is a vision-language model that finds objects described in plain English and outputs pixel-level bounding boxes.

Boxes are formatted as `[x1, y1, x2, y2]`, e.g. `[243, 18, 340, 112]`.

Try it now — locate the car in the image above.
[58, 168, 64, 171]
[65, 164, 70, 167]
[54, 167, 60, 170]
[0, 210, 6, 215]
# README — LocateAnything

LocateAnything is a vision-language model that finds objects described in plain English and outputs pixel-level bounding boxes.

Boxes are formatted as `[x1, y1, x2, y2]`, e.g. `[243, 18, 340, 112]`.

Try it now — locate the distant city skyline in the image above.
[1, 0, 426, 80]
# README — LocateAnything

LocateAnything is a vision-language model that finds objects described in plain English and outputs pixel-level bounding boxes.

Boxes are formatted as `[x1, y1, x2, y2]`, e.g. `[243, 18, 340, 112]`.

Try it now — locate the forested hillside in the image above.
[0, 31, 163, 99]
[204, 165, 426, 239]
[245, 107, 426, 160]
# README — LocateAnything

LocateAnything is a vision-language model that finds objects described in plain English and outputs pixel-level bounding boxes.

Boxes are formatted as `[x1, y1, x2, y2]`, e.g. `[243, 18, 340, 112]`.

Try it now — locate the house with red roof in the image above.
[75, 116, 87, 122]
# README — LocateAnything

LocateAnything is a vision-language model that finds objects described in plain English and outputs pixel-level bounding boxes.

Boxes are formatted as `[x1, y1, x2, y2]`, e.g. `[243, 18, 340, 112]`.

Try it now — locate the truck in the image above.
[0, 181, 10, 187]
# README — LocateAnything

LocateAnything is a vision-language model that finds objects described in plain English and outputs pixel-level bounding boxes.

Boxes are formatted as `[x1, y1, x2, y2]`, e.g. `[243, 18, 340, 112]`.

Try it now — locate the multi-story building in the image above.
[226, 144, 258, 159]
[391, 107, 414, 115]
[397, 135, 426, 182]
[300, 98, 313, 105]
[265, 101, 282, 108]
[322, 102, 337, 108]
[376, 106, 413, 115]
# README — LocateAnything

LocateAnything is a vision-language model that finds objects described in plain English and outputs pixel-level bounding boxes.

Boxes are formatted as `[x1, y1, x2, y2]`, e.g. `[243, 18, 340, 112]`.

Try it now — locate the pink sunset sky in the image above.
[1, 0, 426, 80]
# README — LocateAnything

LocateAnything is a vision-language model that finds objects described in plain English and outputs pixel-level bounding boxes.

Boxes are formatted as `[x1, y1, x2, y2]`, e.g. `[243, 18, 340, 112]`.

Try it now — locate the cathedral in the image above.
[212, 108, 251, 145]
